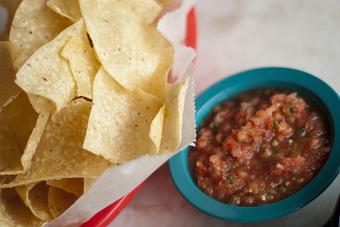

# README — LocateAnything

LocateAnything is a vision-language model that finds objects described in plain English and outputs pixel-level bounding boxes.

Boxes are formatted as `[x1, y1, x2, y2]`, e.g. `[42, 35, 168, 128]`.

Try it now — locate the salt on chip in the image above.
[0, 98, 111, 188]
[79, 0, 172, 90]
[84, 68, 163, 163]
[46, 178, 83, 197]
[15, 182, 51, 222]
[15, 20, 86, 112]
[0, 188, 42, 227]
[10, 0, 70, 68]
[0, 41, 21, 109]
[160, 78, 189, 153]
[48, 186, 78, 219]
[0, 93, 38, 175]
[47, 0, 81, 22]
[61, 35, 100, 99]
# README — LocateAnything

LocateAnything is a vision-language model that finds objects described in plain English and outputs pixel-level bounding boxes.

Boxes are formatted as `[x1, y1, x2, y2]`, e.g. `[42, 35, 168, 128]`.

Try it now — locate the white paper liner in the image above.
[48, 0, 196, 226]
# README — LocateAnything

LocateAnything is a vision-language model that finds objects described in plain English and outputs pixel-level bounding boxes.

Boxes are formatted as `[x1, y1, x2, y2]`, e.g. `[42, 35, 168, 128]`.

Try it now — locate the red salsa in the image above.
[190, 89, 331, 206]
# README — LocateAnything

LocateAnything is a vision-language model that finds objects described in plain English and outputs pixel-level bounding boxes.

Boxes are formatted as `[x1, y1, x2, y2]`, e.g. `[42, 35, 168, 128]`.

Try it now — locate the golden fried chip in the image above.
[48, 186, 77, 219]
[84, 68, 163, 163]
[83, 178, 96, 193]
[0, 93, 38, 175]
[0, 98, 111, 188]
[46, 0, 81, 22]
[0, 41, 21, 109]
[156, 0, 173, 7]
[140, 23, 173, 103]
[0, 188, 42, 227]
[15, 20, 86, 112]
[79, 0, 172, 90]
[160, 78, 189, 153]
[10, 0, 70, 68]
[21, 113, 49, 171]
[61, 36, 100, 99]
[28, 95, 55, 114]
[149, 106, 165, 153]
[80, 0, 161, 25]
[15, 182, 51, 222]
[46, 178, 83, 197]
[0, 0, 22, 41]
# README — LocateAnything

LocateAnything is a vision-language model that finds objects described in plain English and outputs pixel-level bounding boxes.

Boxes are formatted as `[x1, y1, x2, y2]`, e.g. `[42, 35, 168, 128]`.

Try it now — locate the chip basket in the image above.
[81, 7, 197, 227]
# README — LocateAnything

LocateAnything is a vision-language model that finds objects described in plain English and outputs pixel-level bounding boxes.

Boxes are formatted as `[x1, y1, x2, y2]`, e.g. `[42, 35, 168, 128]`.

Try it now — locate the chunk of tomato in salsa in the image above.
[190, 89, 331, 206]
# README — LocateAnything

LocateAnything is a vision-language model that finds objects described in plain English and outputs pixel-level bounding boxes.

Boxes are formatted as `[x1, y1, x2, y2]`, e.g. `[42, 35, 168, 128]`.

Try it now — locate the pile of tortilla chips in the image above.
[0, 0, 188, 225]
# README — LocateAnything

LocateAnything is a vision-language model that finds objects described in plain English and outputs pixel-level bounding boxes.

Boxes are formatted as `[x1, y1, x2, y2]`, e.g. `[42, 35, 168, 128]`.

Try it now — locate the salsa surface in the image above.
[190, 89, 331, 206]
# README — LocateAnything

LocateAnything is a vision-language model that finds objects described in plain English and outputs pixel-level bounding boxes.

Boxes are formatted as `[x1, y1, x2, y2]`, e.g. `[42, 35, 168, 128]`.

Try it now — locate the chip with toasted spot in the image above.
[79, 0, 172, 90]
[10, 0, 70, 68]
[0, 98, 111, 188]
[84, 68, 163, 163]
[15, 20, 86, 112]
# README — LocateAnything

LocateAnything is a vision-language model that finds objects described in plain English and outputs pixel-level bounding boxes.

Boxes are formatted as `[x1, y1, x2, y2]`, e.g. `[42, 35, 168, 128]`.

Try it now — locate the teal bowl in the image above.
[169, 67, 340, 222]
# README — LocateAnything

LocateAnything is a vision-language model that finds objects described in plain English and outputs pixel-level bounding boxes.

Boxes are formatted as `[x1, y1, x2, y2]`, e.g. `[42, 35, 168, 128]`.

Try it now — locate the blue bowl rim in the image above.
[169, 67, 340, 222]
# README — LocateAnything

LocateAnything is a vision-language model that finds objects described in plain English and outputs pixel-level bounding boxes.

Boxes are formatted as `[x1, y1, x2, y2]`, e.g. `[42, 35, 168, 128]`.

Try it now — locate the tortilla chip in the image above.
[9, 0, 70, 68]
[140, 20, 173, 102]
[46, 178, 83, 197]
[15, 182, 51, 221]
[0, 98, 111, 188]
[21, 113, 49, 171]
[160, 78, 189, 153]
[149, 106, 165, 153]
[0, 0, 22, 41]
[156, 0, 173, 7]
[0, 41, 21, 109]
[61, 36, 100, 99]
[83, 178, 96, 193]
[0, 188, 42, 226]
[46, 0, 81, 22]
[84, 68, 163, 163]
[28, 95, 55, 114]
[0, 93, 38, 175]
[79, 0, 172, 90]
[48, 186, 77, 219]
[80, 0, 161, 25]
[15, 20, 86, 112]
